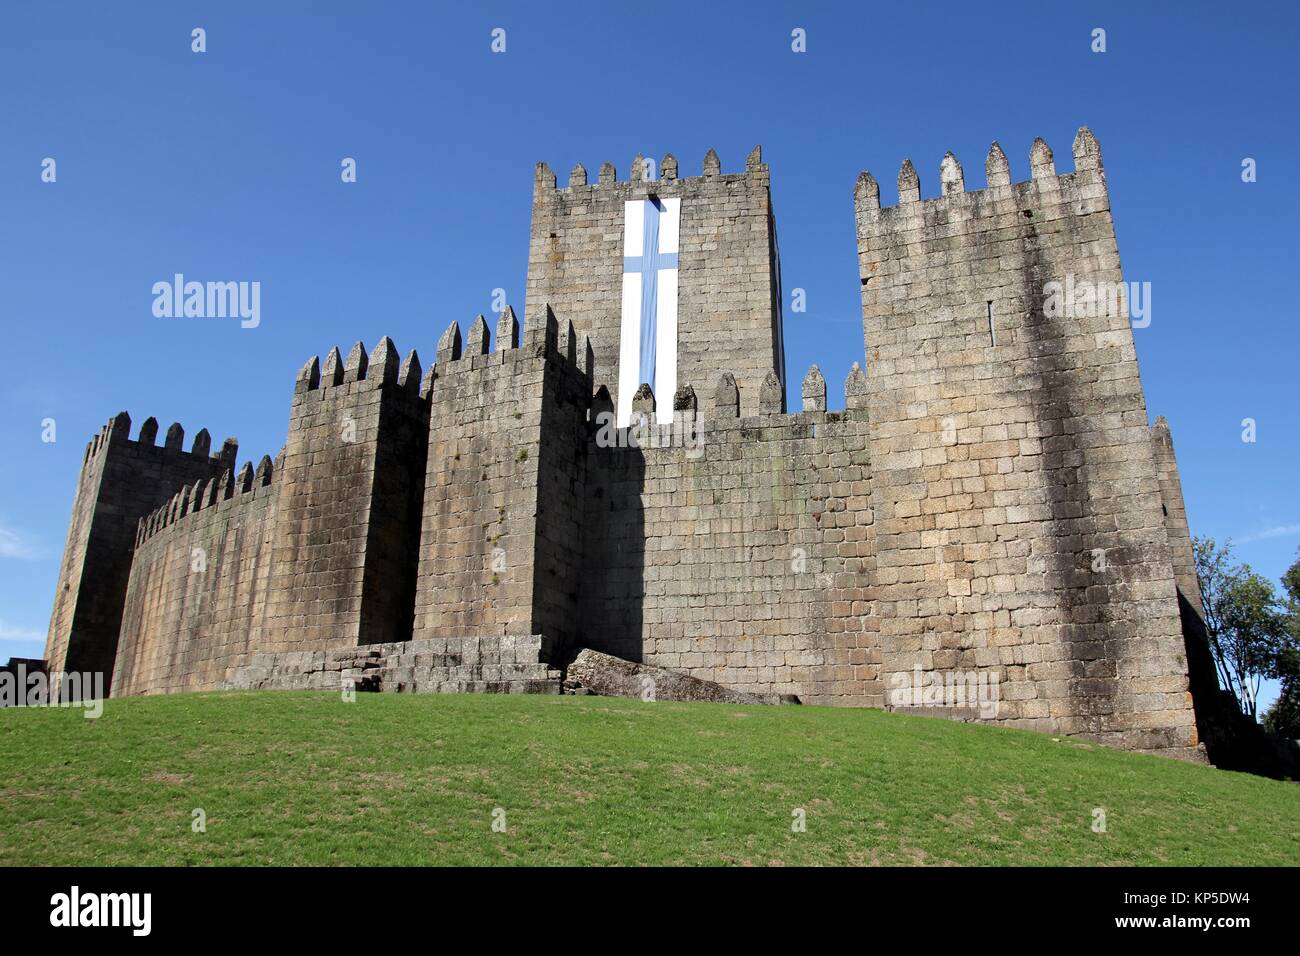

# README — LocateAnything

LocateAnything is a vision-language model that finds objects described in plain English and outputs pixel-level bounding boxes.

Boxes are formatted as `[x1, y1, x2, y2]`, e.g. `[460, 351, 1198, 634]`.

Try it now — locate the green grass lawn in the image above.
[0, 691, 1296, 866]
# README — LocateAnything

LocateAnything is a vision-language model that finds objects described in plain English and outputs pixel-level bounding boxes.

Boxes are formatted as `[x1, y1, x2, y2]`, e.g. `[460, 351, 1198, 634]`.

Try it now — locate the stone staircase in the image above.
[226, 634, 562, 695]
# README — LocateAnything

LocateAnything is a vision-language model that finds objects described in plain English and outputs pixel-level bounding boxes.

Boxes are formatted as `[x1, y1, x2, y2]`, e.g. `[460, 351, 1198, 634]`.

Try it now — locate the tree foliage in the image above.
[1263, 551, 1300, 739]
[1192, 537, 1290, 719]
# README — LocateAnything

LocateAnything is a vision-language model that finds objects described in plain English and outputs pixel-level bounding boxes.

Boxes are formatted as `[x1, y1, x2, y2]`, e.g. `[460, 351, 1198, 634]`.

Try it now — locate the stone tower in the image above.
[44, 413, 236, 695]
[259, 338, 430, 652]
[524, 147, 785, 417]
[854, 129, 1197, 751]
[411, 309, 591, 652]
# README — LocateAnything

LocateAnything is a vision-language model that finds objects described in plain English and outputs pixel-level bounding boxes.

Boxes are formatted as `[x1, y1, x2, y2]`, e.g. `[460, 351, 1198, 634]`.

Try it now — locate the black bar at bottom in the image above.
[0, 866, 1283, 940]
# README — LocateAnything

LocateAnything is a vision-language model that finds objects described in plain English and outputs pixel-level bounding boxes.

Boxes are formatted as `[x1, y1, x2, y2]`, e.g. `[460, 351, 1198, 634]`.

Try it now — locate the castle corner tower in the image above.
[854, 130, 1199, 753]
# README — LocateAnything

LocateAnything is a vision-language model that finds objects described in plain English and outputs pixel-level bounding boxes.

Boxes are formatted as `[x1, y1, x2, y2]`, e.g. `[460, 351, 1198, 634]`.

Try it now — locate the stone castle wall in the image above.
[110, 336, 434, 693]
[44, 133, 1206, 757]
[113, 457, 278, 696]
[581, 377, 879, 705]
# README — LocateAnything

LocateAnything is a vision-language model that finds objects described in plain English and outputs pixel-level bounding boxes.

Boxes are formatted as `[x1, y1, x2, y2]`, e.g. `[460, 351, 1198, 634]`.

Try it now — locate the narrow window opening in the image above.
[987, 301, 996, 346]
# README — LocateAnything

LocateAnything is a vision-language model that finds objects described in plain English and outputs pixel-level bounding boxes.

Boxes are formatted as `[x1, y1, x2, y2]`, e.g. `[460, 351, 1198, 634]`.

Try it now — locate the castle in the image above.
[42, 129, 1210, 758]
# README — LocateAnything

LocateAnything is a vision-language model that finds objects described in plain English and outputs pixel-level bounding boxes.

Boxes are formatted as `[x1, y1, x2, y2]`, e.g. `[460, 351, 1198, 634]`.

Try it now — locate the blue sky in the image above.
[1, 1, 1296, 710]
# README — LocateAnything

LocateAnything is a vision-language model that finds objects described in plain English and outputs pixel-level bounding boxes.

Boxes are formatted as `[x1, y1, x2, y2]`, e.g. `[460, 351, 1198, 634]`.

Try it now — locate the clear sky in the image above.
[1, 1, 1296, 710]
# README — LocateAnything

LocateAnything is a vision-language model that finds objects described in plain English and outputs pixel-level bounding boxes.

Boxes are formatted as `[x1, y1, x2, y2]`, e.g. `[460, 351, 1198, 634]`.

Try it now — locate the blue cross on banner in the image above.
[619, 196, 681, 426]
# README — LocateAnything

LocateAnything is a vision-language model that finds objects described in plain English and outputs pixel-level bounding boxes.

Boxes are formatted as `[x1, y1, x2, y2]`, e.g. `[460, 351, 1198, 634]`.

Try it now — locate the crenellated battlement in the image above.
[82, 411, 238, 468]
[535, 144, 767, 198]
[603, 362, 869, 432]
[134, 451, 278, 548]
[426, 305, 593, 391]
[855, 127, 1107, 229]
[854, 126, 1123, 366]
[294, 336, 424, 401]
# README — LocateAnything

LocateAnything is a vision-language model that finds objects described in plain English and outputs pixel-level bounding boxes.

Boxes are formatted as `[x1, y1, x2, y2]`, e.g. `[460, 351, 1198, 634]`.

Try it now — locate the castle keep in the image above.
[44, 129, 1207, 757]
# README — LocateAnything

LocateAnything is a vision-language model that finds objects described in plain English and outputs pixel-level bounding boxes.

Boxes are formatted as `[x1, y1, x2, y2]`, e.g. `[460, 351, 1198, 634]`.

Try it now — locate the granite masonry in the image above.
[43, 131, 1212, 759]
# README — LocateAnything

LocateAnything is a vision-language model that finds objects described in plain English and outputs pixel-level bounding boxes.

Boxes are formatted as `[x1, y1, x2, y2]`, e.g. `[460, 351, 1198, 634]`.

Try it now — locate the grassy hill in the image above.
[1, 691, 1296, 866]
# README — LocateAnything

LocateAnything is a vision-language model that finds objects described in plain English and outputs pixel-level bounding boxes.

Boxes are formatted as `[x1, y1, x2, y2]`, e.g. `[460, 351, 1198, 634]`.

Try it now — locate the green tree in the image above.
[1192, 537, 1289, 719]
[1263, 551, 1300, 738]
[1263, 668, 1300, 739]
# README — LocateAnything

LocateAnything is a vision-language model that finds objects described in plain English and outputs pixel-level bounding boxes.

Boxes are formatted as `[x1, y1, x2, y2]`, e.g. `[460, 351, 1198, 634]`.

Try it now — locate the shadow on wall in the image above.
[577, 386, 646, 664]
[358, 385, 429, 646]
[1179, 590, 1300, 780]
